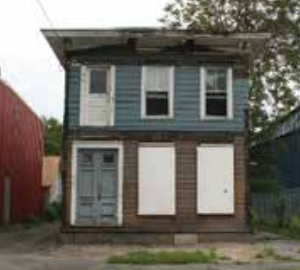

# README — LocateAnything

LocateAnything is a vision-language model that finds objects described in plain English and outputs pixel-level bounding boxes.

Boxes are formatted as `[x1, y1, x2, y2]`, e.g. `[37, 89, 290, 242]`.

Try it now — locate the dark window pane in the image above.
[146, 92, 169, 116]
[90, 69, 107, 94]
[103, 153, 115, 164]
[206, 98, 227, 117]
[82, 152, 93, 164]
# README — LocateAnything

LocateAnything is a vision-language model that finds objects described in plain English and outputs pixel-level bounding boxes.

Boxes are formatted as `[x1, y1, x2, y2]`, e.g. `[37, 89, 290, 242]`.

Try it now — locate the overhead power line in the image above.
[33, 0, 56, 30]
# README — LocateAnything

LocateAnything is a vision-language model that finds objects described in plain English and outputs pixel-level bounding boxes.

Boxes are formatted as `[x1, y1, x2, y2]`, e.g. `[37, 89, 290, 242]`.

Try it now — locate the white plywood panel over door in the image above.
[197, 144, 234, 214]
[138, 145, 175, 215]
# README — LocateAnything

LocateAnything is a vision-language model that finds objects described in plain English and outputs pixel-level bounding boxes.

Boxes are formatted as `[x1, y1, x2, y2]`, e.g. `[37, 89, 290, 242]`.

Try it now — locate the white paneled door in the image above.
[80, 66, 115, 126]
[197, 144, 234, 214]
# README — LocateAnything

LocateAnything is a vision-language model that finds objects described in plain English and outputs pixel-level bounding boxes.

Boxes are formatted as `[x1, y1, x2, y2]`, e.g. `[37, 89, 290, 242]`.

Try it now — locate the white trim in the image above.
[200, 67, 233, 120]
[227, 68, 234, 119]
[71, 141, 124, 226]
[141, 66, 146, 118]
[169, 66, 175, 118]
[141, 66, 174, 119]
[200, 67, 206, 119]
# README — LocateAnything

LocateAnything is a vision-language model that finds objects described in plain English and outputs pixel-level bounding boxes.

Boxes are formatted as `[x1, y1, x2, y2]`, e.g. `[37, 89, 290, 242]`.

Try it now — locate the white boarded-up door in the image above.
[197, 144, 234, 214]
[138, 145, 175, 215]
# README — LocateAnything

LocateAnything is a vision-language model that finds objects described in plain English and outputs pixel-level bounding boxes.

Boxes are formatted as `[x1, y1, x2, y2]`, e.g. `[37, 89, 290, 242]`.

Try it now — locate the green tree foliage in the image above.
[161, 0, 300, 140]
[42, 116, 62, 156]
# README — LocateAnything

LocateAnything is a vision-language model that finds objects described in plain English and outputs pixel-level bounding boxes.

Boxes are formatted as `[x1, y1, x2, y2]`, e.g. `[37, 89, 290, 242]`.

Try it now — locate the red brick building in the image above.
[0, 78, 43, 224]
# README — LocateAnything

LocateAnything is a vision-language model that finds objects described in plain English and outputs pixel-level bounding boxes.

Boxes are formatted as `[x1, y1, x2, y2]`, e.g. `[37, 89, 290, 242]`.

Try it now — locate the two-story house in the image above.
[43, 28, 268, 243]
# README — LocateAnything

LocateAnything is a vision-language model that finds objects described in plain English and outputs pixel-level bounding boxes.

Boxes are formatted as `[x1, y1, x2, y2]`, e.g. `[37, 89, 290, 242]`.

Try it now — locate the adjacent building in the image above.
[42, 156, 61, 207]
[43, 28, 268, 243]
[0, 78, 43, 224]
[273, 106, 300, 189]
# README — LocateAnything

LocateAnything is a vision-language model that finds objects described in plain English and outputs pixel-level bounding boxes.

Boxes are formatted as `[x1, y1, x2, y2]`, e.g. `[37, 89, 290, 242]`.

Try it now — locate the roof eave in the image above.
[42, 28, 270, 68]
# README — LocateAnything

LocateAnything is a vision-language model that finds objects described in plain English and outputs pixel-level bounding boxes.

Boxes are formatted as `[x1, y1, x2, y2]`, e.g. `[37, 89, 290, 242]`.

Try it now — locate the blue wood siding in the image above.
[67, 65, 249, 131]
[67, 66, 81, 127]
[115, 66, 249, 132]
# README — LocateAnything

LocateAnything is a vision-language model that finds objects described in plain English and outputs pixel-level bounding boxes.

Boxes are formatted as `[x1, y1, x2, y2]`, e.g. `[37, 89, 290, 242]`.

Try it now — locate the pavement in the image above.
[1, 223, 300, 270]
[0, 254, 97, 270]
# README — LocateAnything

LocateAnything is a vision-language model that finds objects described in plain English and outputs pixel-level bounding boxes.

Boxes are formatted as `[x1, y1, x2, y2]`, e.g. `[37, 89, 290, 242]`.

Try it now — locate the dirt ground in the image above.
[1, 223, 300, 270]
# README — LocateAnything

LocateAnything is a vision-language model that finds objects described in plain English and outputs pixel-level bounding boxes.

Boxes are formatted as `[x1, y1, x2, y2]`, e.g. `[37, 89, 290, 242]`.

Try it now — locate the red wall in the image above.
[0, 79, 43, 223]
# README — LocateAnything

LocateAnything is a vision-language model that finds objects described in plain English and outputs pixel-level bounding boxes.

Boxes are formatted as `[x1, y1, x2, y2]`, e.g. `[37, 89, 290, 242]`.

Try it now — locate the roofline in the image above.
[41, 28, 271, 39]
[0, 78, 43, 125]
[42, 27, 270, 68]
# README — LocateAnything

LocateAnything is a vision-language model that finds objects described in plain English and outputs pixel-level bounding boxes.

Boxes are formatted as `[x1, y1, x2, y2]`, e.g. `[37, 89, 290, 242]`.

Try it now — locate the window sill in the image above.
[141, 116, 173, 120]
[200, 116, 234, 121]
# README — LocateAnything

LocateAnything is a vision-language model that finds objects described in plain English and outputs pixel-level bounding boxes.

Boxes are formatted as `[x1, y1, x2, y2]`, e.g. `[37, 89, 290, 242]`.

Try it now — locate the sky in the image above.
[0, 0, 169, 120]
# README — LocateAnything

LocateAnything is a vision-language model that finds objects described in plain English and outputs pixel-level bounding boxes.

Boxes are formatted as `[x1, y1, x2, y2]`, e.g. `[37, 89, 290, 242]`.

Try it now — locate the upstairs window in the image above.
[201, 67, 233, 119]
[141, 66, 174, 118]
[89, 68, 109, 94]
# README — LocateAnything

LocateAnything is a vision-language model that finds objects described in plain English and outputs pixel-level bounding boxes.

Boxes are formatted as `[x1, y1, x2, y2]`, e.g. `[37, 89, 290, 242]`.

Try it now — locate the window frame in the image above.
[141, 66, 174, 119]
[200, 67, 233, 120]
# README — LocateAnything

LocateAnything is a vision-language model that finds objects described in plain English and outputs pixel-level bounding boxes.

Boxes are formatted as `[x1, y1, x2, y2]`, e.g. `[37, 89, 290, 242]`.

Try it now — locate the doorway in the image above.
[3, 176, 11, 224]
[76, 149, 119, 226]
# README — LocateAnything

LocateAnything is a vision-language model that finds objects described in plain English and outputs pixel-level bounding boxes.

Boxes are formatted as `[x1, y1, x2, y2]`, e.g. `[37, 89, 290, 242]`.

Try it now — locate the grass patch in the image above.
[255, 246, 299, 262]
[108, 250, 222, 264]
[259, 224, 300, 240]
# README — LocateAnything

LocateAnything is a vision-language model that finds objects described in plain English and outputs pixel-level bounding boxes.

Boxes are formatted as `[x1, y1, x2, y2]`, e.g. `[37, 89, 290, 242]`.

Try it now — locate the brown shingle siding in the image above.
[63, 133, 248, 233]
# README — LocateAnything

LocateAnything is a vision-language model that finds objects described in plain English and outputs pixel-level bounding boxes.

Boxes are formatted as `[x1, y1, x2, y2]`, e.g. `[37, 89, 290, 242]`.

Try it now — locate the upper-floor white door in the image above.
[80, 66, 115, 126]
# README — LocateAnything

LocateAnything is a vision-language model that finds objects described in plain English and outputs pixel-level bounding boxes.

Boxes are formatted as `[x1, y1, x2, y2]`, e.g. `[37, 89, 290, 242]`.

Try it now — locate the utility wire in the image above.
[32, 0, 61, 40]
[34, 0, 56, 30]
[31, 0, 64, 71]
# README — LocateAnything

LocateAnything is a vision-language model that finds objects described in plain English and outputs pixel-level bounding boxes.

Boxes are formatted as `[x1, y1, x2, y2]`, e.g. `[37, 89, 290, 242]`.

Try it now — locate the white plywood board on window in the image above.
[138, 145, 175, 215]
[197, 144, 234, 214]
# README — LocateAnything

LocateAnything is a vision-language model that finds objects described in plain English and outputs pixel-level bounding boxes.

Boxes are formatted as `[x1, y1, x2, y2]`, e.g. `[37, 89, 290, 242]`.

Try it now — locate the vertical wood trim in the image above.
[71, 143, 77, 225]
[110, 65, 116, 126]
[200, 67, 206, 119]
[169, 66, 175, 118]
[79, 65, 88, 126]
[141, 66, 146, 118]
[227, 68, 234, 119]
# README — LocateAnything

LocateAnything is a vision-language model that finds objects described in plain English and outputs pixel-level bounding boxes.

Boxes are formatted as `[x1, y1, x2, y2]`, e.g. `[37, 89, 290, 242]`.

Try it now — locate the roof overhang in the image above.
[42, 28, 270, 67]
